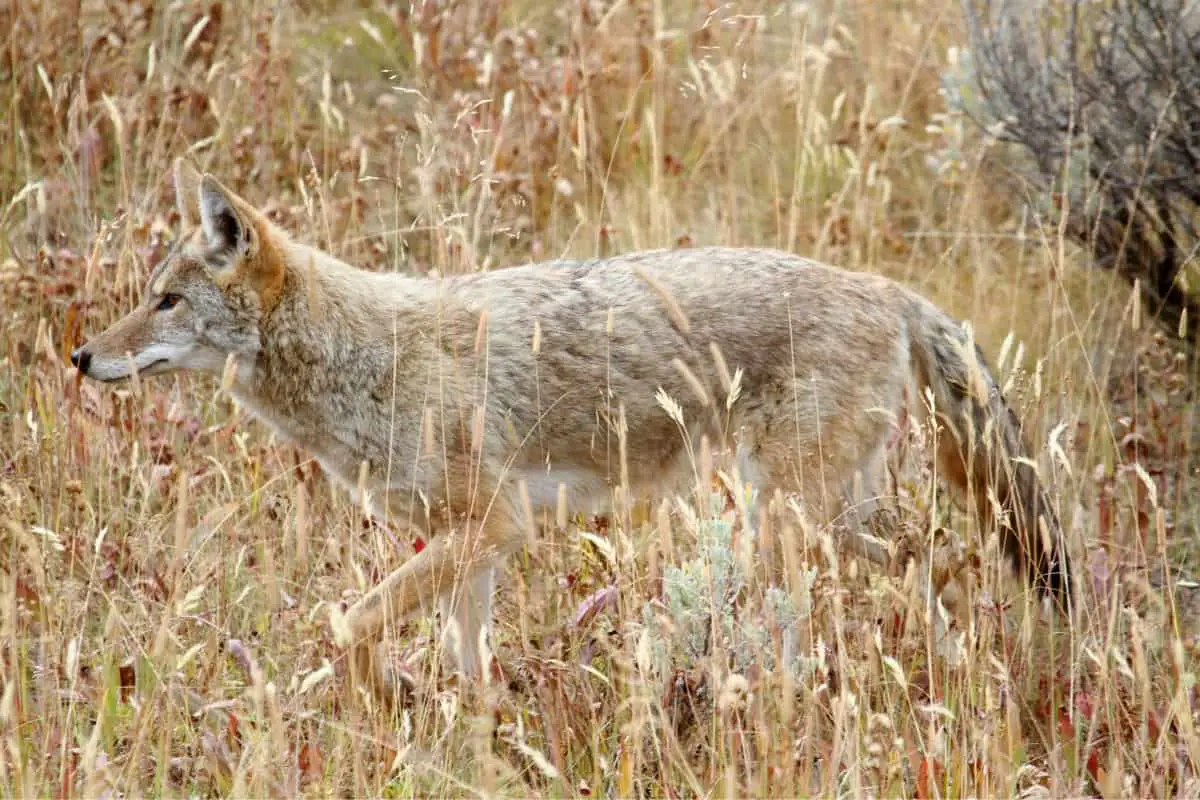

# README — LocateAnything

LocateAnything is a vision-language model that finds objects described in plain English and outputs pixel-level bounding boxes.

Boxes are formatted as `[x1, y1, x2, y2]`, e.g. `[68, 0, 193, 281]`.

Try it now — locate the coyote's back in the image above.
[72, 164, 1072, 690]
[441, 248, 925, 506]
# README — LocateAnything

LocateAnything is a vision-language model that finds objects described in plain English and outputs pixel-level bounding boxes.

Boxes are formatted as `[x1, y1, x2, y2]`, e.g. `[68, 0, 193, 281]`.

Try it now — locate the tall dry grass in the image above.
[1, 0, 1197, 796]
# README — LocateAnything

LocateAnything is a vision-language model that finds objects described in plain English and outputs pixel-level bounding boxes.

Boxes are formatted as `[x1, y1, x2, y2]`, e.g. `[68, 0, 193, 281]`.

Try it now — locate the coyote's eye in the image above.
[156, 293, 182, 311]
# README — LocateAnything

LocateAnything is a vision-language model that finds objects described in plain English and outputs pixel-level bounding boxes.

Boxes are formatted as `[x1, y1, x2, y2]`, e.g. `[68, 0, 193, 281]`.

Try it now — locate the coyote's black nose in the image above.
[71, 349, 91, 374]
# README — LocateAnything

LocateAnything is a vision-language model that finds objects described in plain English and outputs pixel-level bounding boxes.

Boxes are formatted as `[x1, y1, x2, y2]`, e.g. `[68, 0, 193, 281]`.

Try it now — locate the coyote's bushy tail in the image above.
[906, 297, 1073, 611]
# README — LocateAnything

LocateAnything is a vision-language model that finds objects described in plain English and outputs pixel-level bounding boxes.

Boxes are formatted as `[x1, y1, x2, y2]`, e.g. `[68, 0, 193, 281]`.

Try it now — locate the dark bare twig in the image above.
[957, 0, 1200, 356]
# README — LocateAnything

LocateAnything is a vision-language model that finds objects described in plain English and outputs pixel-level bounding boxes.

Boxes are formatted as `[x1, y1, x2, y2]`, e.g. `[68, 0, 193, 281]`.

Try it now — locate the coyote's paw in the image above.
[328, 601, 356, 649]
[346, 639, 418, 711]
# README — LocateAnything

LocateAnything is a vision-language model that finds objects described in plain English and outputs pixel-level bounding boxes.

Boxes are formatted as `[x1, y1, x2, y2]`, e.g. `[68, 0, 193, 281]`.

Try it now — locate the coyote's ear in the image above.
[199, 175, 258, 260]
[172, 157, 203, 228]
[197, 175, 284, 307]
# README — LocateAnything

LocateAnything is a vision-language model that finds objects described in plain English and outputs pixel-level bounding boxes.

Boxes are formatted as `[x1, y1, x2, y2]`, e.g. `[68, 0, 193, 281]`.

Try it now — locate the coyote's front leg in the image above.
[336, 503, 524, 702]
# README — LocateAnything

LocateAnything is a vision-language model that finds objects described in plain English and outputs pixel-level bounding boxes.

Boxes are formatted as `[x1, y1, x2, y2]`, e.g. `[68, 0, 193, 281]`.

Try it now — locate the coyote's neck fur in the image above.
[231, 237, 473, 515]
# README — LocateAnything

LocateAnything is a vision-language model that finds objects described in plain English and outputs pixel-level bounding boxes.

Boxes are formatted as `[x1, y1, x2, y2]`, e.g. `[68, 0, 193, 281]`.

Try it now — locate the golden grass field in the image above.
[2, 0, 1198, 796]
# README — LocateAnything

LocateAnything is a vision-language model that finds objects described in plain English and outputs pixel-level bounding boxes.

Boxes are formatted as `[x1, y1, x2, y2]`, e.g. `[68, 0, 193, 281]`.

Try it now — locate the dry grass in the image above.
[2, 0, 1198, 797]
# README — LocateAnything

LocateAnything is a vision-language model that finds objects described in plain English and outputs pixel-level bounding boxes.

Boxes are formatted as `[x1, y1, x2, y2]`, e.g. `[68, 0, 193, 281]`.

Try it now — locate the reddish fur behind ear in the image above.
[241, 219, 286, 312]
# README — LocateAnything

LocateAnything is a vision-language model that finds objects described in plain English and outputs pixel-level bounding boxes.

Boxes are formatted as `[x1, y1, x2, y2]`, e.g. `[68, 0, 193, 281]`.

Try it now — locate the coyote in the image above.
[73, 160, 1072, 690]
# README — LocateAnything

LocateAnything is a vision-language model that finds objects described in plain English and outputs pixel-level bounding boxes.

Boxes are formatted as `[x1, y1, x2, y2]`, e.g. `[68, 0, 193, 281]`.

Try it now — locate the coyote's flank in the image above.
[73, 159, 1073, 693]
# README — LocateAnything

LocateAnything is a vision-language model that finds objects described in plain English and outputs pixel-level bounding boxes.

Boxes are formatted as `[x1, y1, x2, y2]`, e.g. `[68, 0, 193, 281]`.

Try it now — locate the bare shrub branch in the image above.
[956, 0, 1200, 353]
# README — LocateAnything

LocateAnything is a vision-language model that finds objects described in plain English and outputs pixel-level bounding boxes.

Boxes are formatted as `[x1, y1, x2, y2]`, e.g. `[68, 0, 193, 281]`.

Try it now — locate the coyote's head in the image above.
[72, 160, 285, 383]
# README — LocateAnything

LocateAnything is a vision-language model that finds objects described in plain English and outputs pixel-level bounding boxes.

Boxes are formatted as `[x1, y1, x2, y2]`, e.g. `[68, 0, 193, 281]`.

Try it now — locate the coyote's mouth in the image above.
[135, 358, 169, 376]
[92, 358, 168, 383]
